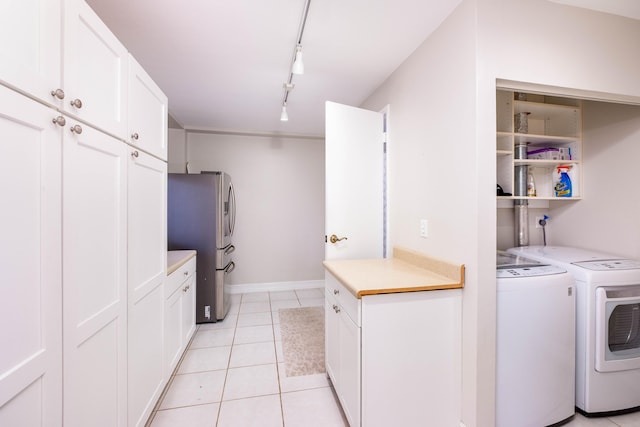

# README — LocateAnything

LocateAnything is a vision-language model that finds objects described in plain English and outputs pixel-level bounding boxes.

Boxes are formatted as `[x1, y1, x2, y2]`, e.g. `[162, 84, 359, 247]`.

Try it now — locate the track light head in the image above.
[280, 103, 289, 122]
[292, 44, 304, 75]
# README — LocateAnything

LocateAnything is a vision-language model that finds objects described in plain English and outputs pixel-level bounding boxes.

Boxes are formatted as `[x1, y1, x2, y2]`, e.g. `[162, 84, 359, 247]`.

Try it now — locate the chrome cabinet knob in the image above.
[131, 133, 139, 141]
[70, 124, 82, 134]
[332, 304, 340, 313]
[333, 289, 339, 295]
[70, 98, 83, 109]
[50, 89, 65, 100]
[131, 150, 139, 158]
[52, 116, 66, 127]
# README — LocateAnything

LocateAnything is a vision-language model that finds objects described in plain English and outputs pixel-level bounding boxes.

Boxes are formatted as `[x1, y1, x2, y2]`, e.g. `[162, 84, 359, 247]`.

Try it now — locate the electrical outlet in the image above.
[420, 219, 428, 238]
[535, 216, 546, 228]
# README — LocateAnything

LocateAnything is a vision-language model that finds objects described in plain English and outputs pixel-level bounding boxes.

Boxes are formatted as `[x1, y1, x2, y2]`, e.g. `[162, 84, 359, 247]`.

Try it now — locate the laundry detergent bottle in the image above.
[554, 165, 572, 197]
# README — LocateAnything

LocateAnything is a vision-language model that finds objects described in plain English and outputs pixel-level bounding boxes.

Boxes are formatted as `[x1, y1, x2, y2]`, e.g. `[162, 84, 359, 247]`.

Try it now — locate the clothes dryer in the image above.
[508, 246, 640, 416]
[496, 251, 575, 426]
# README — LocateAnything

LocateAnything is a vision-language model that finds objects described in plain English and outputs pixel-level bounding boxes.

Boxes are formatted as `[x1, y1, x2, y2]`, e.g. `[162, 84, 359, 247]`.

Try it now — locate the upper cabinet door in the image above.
[0, 0, 62, 106]
[63, 0, 128, 139]
[128, 54, 168, 160]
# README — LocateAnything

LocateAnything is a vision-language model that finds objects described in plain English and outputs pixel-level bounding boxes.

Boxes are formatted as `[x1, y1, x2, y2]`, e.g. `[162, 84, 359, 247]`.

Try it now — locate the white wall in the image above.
[168, 128, 186, 173]
[361, 0, 640, 426]
[183, 132, 325, 287]
[547, 101, 640, 257]
[361, 1, 477, 425]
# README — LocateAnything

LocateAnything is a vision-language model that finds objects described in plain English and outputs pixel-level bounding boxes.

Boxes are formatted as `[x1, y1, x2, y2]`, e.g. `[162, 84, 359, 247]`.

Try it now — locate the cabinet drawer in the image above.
[165, 257, 195, 297]
[325, 271, 360, 327]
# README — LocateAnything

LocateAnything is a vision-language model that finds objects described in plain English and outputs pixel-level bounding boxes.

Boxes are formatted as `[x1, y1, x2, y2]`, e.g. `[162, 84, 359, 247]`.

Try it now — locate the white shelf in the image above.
[496, 89, 582, 201]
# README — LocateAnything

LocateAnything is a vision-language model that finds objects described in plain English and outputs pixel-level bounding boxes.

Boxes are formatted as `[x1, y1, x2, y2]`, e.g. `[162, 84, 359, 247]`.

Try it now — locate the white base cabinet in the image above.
[165, 257, 197, 376]
[325, 270, 462, 427]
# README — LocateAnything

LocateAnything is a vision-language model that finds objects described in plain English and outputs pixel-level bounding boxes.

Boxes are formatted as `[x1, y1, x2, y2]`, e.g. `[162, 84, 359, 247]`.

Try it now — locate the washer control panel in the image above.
[497, 265, 566, 278]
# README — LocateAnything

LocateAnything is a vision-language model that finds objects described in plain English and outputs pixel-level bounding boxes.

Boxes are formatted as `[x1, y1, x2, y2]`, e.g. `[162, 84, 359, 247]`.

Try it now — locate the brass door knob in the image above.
[329, 234, 348, 244]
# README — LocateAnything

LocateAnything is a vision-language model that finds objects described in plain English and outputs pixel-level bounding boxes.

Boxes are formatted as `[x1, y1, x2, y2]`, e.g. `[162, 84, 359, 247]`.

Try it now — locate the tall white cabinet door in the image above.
[127, 149, 167, 427]
[128, 54, 168, 160]
[62, 121, 128, 427]
[0, 0, 61, 106]
[62, 0, 128, 138]
[0, 87, 62, 426]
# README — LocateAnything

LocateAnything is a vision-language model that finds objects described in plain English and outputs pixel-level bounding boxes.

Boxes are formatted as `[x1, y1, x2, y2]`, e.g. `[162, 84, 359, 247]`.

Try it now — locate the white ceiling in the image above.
[85, 0, 463, 137]
[85, 0, 639, 137]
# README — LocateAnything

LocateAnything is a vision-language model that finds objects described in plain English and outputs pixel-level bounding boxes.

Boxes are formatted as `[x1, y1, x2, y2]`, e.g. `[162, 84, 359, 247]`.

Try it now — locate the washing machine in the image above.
[496, 251, 576, 427]
[508, 246, 640, 416]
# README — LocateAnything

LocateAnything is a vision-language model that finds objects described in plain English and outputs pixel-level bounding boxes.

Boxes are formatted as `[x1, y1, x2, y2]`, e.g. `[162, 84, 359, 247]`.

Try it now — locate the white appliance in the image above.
[495, 251, 575, 427]
[508, 246, 640, 416]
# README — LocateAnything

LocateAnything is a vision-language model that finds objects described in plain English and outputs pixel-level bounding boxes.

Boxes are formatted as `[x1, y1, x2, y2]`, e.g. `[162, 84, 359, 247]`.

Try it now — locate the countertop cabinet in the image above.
[0, 86, 63, 427]
[128, 54, 168, 160]
[325, 269, 462, 427]
[325, 277, 361, 427]
[496, 90, 582, 203]
[165, 256, 197, 377]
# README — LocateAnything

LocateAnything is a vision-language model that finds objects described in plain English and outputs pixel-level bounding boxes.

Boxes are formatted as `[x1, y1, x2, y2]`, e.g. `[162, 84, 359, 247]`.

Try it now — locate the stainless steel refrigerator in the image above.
[167, 172, 236, 322]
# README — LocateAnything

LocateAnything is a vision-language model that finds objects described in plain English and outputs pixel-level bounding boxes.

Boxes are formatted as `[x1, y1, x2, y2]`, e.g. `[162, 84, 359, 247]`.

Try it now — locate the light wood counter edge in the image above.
[324, 246, 465, 299]
[167, 250, 197, 275]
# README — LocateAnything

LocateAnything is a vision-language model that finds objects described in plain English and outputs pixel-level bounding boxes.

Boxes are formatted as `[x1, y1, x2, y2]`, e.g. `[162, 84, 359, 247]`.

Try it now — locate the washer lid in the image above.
[497, 251, 566, 277]
[572, 259, 640, 271]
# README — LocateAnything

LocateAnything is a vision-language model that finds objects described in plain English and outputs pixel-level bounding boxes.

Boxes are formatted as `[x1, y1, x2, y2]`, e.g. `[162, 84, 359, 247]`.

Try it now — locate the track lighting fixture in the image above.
[292, 45, 304, 75]
[278, 0, 311, 122]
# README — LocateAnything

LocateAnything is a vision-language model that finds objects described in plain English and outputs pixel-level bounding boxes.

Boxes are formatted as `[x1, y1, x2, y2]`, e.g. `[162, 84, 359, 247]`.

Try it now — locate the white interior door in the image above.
[325, 101, 385, 260]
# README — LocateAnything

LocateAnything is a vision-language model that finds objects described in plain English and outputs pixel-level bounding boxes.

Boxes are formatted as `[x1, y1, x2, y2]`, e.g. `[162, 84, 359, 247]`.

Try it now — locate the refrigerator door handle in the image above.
[229, 182, 236, 237]
[225, 261, 236, 274]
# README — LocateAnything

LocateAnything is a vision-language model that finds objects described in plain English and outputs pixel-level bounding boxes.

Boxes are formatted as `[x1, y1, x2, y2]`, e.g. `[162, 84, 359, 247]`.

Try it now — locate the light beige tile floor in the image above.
[147, 287, 348, 427]
[148, 286, 640, 426]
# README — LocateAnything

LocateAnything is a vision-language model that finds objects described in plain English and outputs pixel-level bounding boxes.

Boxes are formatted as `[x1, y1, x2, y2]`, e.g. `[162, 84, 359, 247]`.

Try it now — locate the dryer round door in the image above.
[595, 286, 640, 372]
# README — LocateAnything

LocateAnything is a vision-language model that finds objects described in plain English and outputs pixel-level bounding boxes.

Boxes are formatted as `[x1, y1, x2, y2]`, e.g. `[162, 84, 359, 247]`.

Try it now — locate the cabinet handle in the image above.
[50, 88, 65, 100]
[70, 124, 82, 134]
[332, 304, 340, 313]
[183, 271, 188, 276]
[52, 116, 66, 127]
[183, 285, 189, 292]
[333, 289, 339, 295]
[131, 150, 139, 158]
[131, 132, 139, 141]
[70, 98, 83, 109]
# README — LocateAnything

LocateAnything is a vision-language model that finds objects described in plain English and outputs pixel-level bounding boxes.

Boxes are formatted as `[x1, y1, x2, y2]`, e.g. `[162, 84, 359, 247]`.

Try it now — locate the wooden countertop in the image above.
[167, 250, 196, 275]
[323, 247, 464, 298]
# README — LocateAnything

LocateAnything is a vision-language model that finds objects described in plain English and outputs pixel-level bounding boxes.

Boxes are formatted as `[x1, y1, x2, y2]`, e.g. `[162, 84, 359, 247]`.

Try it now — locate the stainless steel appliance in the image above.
[168, 172, 236, 322]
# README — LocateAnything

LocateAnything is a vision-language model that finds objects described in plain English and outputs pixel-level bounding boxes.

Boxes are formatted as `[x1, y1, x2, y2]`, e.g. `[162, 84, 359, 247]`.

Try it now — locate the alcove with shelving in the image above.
[496, 90, 582, 205]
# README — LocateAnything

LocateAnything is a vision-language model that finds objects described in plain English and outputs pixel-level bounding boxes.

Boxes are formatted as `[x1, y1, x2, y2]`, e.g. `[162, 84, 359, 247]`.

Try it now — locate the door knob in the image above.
[329, 234, 348, 244]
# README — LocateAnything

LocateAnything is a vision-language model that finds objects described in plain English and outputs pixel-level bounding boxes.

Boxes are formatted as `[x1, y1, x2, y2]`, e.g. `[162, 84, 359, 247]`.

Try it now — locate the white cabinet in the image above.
[0, 0, 61, 106]
[325, 270, 462, 427]
[62, 121, 128, 427]
[497, 90, 582, 202]
[63, 0, 128, 139]
[165, 256, 197, 376]
[325, 275, 361, 427]
[128, 55, 168, 160]
[0, 86, 62, 427]
[127, 150, 167, 427]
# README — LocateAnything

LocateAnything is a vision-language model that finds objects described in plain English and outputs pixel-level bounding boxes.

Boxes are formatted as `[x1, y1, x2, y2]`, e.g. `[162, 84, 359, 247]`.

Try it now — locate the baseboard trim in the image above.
[225, 280, 324, 294]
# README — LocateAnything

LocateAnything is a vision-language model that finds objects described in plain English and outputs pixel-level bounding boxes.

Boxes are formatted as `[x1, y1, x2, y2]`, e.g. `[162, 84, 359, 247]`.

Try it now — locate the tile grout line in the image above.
[215, 294, 242, 427]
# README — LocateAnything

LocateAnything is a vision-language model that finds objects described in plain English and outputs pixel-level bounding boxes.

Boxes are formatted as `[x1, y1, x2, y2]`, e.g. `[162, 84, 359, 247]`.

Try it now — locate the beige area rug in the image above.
[279, 306, 325, 377]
